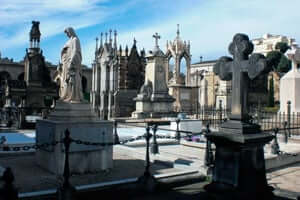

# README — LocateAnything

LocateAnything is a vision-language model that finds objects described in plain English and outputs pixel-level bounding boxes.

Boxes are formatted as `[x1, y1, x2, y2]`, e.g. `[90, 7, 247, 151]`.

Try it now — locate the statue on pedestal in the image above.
[59, 27, 83, 103]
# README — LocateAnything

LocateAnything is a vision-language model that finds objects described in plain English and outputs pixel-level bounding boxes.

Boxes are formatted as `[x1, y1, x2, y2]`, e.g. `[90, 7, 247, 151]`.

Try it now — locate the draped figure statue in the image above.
[60, 27, 83, 103]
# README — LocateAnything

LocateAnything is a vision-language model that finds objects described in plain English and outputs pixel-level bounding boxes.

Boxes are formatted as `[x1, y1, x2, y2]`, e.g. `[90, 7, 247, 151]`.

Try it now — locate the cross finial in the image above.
[153, 32, 161, 48]
[177, 24, 180, 37]
[133, 38, 137, 45]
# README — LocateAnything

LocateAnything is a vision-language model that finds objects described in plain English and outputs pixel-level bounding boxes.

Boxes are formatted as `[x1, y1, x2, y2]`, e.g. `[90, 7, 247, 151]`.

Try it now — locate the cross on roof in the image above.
[214, 33, 271, 121]
[153, 32, 160, 47]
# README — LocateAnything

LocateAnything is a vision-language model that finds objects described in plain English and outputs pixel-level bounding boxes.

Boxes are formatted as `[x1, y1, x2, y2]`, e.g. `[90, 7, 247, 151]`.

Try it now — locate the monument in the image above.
[131, 33, 175, 119]
[279, 45, 300, 113]
[205, 33, 274, 199]
[36, 27, 113, 175]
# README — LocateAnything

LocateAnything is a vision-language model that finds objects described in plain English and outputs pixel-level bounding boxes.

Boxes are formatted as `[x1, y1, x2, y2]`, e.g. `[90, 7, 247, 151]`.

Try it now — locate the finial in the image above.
[177, 24, 180, 37]
[105, 32, 108, 43]
[152, 32, 161, 48]
[109, 29, 112, 44]
[100, 32, 103, 47]
[133, 38, 137, 46]
[114, 30, 117, 49]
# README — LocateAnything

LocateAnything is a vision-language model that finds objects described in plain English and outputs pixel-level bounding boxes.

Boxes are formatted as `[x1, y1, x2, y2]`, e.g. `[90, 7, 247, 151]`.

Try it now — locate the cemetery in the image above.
[0, 5, 300, 200]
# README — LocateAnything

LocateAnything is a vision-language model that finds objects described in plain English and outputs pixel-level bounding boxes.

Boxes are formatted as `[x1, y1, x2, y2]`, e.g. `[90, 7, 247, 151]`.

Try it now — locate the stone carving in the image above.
[214, 33, 271, 120]
[138, 80, 152, 99]
[60, 27, 83, 103]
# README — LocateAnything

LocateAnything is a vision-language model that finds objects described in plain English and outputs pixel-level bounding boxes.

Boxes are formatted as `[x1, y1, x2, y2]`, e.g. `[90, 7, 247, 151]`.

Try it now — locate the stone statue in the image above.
[60, 27, 83, 103]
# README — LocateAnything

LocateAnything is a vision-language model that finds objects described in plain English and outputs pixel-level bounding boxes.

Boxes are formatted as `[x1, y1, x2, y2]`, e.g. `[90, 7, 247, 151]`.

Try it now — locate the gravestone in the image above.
[132, 33, 175, 118]
[205, 33, 274, 200]
[279, 45, 300, 113]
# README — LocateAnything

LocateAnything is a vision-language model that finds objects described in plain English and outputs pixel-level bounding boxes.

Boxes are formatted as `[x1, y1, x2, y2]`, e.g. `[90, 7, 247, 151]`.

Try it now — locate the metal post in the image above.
[204, 123, 214, 174]
[151, 124, 159, 155]
[175, 118, 181, 142]
[271, 128, 280, 155]
[138, 125, 156, 192]
[219, 99, 222, 123]
[0, 167, 18, 200]
[287, 101, 291, 137]
[283, 121, 288, 144]
[144, 126, 152, 177]
[57, 129, 76, 200]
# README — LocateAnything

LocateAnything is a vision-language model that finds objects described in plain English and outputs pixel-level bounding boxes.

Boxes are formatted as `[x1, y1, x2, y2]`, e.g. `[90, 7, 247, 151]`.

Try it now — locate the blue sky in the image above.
[1, 0, 300, 67]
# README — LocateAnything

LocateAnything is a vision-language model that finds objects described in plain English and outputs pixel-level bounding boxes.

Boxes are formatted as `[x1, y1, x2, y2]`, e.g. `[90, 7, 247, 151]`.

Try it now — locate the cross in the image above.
[153, 32, 160, 48]
[214, 33, 270, 121]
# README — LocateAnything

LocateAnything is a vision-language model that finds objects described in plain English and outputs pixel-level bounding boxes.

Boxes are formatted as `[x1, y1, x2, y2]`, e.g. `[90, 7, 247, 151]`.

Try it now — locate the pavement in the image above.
[0, 133, 300, 199]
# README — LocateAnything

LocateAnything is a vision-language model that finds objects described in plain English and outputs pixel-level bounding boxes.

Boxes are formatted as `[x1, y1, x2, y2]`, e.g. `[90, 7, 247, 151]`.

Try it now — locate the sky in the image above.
[1, 0, 300, 68]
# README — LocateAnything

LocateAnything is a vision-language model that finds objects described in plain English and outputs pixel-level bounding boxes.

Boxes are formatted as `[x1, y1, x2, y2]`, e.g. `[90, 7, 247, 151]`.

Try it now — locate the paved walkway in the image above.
[0, 139, 299, 198]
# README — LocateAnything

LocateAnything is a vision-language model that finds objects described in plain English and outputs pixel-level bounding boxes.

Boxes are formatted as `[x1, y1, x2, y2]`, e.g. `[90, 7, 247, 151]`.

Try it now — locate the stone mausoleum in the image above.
[91, 30, 146, 119]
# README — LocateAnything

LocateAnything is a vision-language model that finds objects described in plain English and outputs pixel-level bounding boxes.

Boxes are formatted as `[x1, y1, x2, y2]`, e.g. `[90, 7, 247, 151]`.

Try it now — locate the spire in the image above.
[125, 45, 128, 56]
[114, 30, 117, 50]
[95, 37, 98, 59]
[166, 40, 169, 49]
[105, 32, 108, 44]
[109, 29, 112, 45]
[176, 24, 180, 38]
[100, 32, 103, 48]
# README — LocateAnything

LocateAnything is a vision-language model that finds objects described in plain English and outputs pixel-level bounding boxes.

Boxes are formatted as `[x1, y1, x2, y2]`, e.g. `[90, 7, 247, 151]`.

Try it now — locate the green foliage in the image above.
[278, 55, 291, 72]
[266, 48, 291, 73]
[275, 42, 290, 54]
[268, 77, 274, 107]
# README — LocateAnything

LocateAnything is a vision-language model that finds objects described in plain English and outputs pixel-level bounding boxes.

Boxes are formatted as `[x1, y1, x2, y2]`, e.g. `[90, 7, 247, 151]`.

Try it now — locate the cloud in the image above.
[0, 0, 110, 50]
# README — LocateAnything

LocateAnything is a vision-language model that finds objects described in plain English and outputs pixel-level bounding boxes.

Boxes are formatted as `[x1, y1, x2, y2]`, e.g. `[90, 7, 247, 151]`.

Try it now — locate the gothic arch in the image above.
[0, 71, 11, 84]
[82, 76, 87, 93]
[18, 72, 24, 81]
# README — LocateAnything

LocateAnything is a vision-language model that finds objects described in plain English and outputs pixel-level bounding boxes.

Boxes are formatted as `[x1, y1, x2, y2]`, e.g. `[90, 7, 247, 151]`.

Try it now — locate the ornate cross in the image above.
[214, 33, 270, 121]
[153, 32, 160, 47]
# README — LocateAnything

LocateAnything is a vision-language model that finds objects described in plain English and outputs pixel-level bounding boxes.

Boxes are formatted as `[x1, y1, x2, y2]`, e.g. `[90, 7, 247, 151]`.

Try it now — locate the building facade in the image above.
[91, 31, 146, 119]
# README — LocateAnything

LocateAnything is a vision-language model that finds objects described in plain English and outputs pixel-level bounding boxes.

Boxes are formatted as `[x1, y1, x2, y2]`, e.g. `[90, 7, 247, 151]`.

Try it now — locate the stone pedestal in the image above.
[205, 120, 274, 200]
[36, 101, 113, 175]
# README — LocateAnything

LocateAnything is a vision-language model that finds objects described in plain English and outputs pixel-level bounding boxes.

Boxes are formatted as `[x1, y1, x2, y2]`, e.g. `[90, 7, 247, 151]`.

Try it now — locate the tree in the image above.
[268, 76, 275, 107]
[275, 42, 290, 54]
[266, 42, 291, 72]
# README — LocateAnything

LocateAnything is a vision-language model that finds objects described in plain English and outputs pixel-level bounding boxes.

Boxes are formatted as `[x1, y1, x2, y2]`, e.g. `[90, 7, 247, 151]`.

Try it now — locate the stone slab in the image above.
[35, 120, 113, 175]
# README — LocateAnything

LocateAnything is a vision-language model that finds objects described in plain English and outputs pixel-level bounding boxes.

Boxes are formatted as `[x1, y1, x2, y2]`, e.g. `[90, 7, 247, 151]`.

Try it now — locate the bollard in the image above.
[138, 126, 156, 192]
[151, 124, 159, 155]
[114, 121, 120, 144]
[57, 129, 76, 200]
[0, 167, 18, 200]
[271, 128, 280, 155]
[175, 118, 181, 142]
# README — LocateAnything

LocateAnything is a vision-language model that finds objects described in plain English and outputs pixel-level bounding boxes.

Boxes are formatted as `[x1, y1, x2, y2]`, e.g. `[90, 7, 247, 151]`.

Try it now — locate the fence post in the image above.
[219, 100, 222, 124]
[175, 118, 181, 142]
[57, 129, 76, 200]
[204, 123, 214, 175]
[138, 125, 156, 192]
[287, 101, 291, 137]
[0, 167, 18, 200]
[151, 124, 159, 155]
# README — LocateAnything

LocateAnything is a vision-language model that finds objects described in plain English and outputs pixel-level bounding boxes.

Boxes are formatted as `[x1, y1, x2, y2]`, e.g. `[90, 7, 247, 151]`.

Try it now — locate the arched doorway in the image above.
[18, 72, 24, 81]
[0, 71, 11, 83]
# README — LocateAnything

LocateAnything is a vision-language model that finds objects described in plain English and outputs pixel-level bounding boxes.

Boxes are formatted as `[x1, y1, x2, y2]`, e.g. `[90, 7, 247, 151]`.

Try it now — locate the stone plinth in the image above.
[36, 101, 113, 175]
[205, 121, 274, 199]
[132, 33, 175, 119]
[279, 68, 300, 113]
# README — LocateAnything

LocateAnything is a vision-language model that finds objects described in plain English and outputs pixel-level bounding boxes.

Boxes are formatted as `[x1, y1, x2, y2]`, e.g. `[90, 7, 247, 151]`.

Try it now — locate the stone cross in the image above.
[214, 33, 270, 121]
[153, 32, 161, 47]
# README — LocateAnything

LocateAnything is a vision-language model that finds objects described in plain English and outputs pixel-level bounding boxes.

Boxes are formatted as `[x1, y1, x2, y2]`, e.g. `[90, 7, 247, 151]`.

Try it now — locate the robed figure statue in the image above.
[59, 27, 83, 103]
